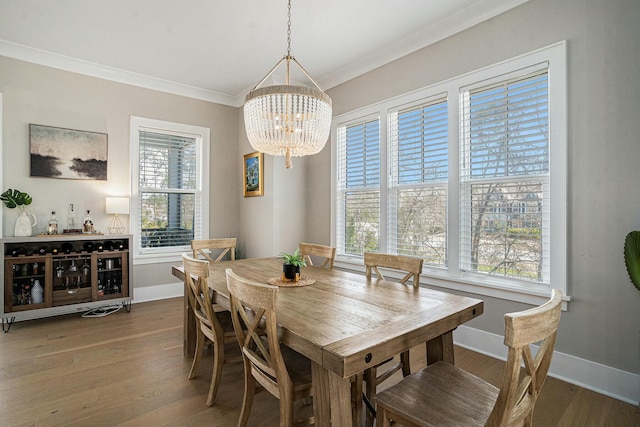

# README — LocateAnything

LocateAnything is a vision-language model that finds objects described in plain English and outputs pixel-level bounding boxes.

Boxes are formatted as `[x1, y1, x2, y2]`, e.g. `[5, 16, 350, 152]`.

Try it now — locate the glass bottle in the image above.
[67, 204, 77, 230]
[47, 211, 59, 235]
[83, 210, 94, 234]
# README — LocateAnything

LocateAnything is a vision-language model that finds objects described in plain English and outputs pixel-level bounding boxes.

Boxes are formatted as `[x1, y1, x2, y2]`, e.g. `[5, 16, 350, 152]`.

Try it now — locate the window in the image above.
[130, 117, 209, 263]
[389, 98, 448, 267]
[336, 117, 381, 256]
[460, 70, 549, 282]
[332, 42, 567, 304]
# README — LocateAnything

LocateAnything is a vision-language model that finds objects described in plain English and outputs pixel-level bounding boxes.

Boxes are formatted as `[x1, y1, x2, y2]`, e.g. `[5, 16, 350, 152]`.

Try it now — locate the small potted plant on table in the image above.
[280, 249, 306, 282]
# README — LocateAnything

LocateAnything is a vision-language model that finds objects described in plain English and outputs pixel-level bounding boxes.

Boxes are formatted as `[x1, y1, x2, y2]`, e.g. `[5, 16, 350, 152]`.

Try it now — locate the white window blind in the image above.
[138, 130, 201, 250]
[460, 69, 550, 282]
[332, 42, 566, 304]
[389, 98, 448, 266]
[336, 118, 380, 256]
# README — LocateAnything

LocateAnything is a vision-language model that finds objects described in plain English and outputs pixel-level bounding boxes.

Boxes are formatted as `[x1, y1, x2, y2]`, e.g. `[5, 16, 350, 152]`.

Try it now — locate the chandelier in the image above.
[244, 0, 332, 169]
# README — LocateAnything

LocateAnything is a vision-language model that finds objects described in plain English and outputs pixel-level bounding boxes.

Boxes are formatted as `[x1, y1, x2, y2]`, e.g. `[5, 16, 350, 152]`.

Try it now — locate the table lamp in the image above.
[105, 196, 129, 234]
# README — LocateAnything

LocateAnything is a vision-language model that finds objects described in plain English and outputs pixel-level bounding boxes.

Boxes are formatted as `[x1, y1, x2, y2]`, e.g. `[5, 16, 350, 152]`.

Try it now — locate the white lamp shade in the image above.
[105, 197, 130, 215]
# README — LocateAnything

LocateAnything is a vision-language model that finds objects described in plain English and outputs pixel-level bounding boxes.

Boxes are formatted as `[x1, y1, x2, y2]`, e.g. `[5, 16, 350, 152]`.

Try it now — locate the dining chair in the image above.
[189, 238, 238, 386]
[182, 253, 240, 406]
[364, 252, 423, 288]
[375, 289, 563, 427]
[191, 237, 236, 263]
[226, 268, 314, 427]
[299, 242, 336, 269]
[362, 251, 424, 427]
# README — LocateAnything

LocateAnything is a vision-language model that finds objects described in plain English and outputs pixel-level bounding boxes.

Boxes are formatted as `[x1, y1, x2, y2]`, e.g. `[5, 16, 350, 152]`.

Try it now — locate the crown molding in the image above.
[317, 0, 529, 90]
[0, 40, 240, 107]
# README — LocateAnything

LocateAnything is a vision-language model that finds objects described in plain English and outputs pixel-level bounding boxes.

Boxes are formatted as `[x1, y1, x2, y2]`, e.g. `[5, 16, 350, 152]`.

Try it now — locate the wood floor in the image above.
[1, 297, 638, 427]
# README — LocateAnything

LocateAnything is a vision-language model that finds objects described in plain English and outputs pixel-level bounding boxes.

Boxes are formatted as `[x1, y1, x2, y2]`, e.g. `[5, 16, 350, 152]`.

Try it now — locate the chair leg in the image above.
[377, 406, 392, 427]
[205, 333, 225, 406]
[237, 361, 256, 427]
[400, 350, 411, 377]
[188, 326, 204, 380]
[278, 391, 294, 427]
[364, 367, 377, 427]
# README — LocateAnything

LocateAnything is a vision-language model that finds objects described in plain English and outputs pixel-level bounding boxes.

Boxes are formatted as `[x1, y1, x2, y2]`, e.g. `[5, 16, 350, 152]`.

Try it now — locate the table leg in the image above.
[184, 279, 196, 357]
[328, 369, 354, 427]
[311, 362, 331, 427]
[426, 330, 454, 365]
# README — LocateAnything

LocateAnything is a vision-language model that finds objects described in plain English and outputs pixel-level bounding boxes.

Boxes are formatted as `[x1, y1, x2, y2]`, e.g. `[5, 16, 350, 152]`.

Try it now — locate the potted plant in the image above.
[1, 189, 37, 237]
[280, 248, 306, 281]
[624, 231, 640, 291]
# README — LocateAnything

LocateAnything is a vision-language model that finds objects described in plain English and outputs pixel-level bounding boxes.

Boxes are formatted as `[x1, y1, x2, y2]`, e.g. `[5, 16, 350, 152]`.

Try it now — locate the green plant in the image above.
[624, 231, 640, 291]
[0, 189, 33, 211]
[279, 248, 306, 268]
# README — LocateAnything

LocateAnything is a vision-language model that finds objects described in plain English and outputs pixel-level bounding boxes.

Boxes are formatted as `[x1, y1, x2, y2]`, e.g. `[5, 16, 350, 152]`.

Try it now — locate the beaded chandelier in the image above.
[244, 0, 332, 169]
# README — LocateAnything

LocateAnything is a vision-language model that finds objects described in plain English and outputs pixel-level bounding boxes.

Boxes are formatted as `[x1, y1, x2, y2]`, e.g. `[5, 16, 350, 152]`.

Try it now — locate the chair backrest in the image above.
[486, 289, 563, 427]
[363, 252, 424, 288]
[299, 242, 336, 269]
[191, 238, 236, 263]
[226, 268, 292, 400]
[182, 253, 224, 342]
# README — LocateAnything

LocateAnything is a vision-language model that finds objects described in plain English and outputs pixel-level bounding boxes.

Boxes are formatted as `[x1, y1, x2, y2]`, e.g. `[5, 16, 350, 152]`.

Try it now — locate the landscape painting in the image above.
[30, 124, 108, 180]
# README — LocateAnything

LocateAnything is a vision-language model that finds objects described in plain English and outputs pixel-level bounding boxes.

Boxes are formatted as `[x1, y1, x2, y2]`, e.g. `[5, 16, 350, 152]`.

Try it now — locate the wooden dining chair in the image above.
[191, 237, 237, 263]
[363, 251, 424, 427]
[226, 268, 314, 427]
[182, 253, 240, 406]
[299, 242, 336, 269]
[364, 252, 423, 288]
[375, 289, 563, 427]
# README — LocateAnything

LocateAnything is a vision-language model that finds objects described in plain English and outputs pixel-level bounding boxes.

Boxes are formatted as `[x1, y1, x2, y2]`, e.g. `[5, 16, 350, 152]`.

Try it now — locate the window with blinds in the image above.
[332, 43, 565, 302]
[131, 116, 209, 261]
[138, 131, 199, 249]
[389, 99, 448, 266]
[460, 69, 550, 282]
[336, 118, 380, 256]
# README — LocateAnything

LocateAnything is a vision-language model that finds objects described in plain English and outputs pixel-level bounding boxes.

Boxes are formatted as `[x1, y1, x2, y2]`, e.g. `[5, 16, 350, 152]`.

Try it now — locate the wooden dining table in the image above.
[172, 257, 483, 427]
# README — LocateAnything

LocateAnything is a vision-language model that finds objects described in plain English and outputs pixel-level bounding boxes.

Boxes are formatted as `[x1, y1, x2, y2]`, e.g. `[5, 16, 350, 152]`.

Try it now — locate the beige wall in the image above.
[237, 110, 307, 259]
[0, 56, 240, 289]
[312, 0, 640, 375]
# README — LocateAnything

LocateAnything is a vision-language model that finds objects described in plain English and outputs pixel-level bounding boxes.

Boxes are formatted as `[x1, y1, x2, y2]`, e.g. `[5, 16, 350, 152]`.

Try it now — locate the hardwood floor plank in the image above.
[1, 297, 638, 427]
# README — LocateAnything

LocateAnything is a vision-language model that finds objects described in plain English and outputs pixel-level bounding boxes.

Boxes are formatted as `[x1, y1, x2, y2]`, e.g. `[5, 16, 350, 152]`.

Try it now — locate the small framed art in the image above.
[243, 151, 264, 197]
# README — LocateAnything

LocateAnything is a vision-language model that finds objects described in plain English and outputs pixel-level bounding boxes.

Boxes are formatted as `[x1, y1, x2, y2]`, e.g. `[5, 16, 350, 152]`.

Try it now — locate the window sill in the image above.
[334, 257, 570, 310]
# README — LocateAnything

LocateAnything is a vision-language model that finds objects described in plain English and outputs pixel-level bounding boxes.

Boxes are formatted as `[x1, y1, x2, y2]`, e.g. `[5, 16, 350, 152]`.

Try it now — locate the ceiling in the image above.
[0, 0, 527, 107]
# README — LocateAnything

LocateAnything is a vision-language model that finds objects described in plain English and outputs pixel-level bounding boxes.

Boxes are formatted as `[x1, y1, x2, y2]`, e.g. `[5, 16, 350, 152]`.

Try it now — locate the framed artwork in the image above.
[29, 124, 108, 180]
[243, 151, 264, 197]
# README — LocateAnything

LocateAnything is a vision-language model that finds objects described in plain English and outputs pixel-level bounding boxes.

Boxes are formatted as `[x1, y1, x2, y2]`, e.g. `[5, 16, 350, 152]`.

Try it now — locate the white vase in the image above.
[31, 279, 43, 304]
[14, 211, 37, 237]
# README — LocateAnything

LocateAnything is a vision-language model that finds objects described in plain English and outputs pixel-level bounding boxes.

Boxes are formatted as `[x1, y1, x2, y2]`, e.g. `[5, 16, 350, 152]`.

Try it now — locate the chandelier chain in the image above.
[287, 0, 292, 57]
[244, 0, 332, 169]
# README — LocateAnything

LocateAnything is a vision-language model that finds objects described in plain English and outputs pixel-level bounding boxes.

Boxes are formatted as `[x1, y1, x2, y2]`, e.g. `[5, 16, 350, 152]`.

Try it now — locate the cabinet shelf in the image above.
[2, 235, 132, 328]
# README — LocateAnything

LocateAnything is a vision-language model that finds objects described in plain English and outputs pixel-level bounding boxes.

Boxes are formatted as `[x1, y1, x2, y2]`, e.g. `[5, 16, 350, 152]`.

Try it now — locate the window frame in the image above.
[331, 42, 567, 306]
[130, 116, 210, 264]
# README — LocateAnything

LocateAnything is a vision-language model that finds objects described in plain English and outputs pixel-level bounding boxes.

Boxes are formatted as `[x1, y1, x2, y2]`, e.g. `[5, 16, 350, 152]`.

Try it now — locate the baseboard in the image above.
[454, 325, 640, 406]
[131, 282, 640, 406]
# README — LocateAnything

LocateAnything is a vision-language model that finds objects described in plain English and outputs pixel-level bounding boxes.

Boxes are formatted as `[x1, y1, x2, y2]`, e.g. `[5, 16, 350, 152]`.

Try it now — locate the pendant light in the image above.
[243, 0, 332, 169]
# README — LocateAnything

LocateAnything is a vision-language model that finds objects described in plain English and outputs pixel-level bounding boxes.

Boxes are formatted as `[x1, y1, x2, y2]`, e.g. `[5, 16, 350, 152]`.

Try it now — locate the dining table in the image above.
[172, 257, 483, 427]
